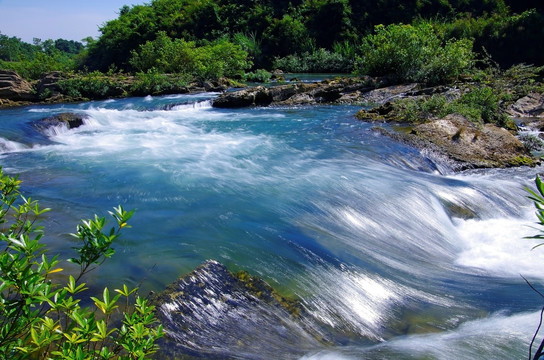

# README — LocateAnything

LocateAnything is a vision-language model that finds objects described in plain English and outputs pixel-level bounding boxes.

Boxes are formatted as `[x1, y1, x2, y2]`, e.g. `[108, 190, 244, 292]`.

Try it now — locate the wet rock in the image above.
[154, 260, 331, 359]
[0, 69, 35, 101]
[33, 113, 88, 133]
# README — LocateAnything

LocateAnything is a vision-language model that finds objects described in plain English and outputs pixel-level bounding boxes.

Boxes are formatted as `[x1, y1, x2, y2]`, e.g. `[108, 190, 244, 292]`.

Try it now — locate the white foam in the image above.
[454, 212, 544, 279]
[0, 137, 28, 153]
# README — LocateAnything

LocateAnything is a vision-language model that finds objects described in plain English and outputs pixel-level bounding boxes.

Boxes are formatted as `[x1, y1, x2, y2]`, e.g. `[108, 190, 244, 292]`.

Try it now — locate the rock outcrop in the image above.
[508, 92, 544, 118]
[212, 77, 410, 108]
[0, 70, 35, 102]
[408, 114, 534, 169]
[154, 260, 331, 359]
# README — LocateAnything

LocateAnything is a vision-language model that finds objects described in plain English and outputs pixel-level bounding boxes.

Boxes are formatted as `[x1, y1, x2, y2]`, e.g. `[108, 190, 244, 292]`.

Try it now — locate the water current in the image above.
[1, 92, 543, 359]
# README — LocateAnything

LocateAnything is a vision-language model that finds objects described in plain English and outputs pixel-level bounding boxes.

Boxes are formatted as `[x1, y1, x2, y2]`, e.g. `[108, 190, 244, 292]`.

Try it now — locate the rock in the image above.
[154, 260, 331, 359]
[408, 114, 536, 169]
[0, 70, 36, 101]
[508, 92, 544, 118]
[33, 113, 88, 133]
[36, 71, 63, 98]
[212, 78, 378, 108]
[358, 83, 419, 105]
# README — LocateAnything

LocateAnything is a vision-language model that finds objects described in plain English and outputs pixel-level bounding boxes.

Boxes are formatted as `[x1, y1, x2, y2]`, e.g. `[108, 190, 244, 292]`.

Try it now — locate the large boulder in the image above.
[154, 260, 331, 359]
[0, 70, 35, 101]
[408, 114, 535, 169]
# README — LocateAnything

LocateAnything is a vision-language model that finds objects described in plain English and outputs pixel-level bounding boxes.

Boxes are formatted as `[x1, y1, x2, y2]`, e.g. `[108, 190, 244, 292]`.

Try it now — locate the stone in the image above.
[33, 113, 88, 133]
[408, 114, 535, 169]
[0, 69, 35, 101]
[508, 92, 544, 118]
[212, 78, 378, 108]
[36, 71, 63, 97]
[154, 260, 332, 359]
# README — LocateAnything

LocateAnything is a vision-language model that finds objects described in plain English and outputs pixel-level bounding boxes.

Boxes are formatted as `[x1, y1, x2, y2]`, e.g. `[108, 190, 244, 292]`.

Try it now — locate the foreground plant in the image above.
[525, 175, 544, 359]
[0, 168, 163, 359]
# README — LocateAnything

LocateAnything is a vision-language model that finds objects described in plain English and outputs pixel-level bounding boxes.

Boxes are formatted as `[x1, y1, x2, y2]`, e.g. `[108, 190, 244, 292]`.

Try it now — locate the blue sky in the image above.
[0, 0, 148, 43]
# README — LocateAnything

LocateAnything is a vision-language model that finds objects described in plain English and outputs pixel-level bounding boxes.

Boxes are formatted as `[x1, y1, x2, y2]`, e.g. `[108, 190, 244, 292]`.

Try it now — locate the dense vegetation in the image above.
[0, 168, 163, 359]
[1, 0, 543, 85]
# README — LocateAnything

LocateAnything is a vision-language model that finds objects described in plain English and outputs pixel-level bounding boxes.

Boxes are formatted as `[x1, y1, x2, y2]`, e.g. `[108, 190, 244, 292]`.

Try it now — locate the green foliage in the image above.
[356, 22, 475, 85]
[526, 176, 544, 250]
[57, 72, 126, 99]
[0, 35, 83, 80]
[243, 69, 272, 83]
[129, 32, 251, 81]
[438, 9, 544, 68]
[392, 85, 510, 127]
[130, 70, 192, 96]
[273, 47, 354, 73]
[454, 87, 507, 126]
[0, 51, 75, 81]
[0, 168, 163, 359]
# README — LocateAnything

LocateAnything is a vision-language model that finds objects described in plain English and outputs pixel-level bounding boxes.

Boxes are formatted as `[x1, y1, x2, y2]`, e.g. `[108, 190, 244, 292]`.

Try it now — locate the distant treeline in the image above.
[0, 0, 543, 84]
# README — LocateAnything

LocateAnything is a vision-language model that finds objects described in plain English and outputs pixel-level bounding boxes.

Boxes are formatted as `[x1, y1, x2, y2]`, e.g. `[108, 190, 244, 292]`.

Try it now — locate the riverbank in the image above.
[211, 74, 544, 170]
[2, 68, 544, 171]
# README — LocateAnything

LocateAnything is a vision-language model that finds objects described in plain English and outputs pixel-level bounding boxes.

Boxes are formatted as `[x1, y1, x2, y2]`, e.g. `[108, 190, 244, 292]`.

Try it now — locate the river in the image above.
[0, 92, 543, 359]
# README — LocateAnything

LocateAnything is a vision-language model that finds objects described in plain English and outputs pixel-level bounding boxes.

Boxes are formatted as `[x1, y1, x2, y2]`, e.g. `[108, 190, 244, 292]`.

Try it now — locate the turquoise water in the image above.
[0, 93, 543, 358]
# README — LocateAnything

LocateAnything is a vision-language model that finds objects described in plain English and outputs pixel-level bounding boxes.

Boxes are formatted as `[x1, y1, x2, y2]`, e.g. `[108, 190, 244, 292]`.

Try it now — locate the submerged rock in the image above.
[154, 260, 331, 359]
[33, 113, 88, 133]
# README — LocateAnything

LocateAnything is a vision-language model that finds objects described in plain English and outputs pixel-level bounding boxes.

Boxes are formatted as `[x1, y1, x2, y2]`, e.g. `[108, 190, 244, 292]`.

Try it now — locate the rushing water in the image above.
[1, 92, 544, 359]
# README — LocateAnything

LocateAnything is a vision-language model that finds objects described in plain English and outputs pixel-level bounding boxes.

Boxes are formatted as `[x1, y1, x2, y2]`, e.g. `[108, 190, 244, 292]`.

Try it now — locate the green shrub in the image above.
[243, 69, 272, 83]
[273, 47, 354, 73]
[391, 86, 509, 127]
[0, 52, 75, 81]
[452, 87, 508, 126]
[57, 71, 125, 99]
[392, 94, 449, 123]
[129, 32, 251, 81]
[0, 168, 163, 359]
[356, 22, 475, 85]
[130, 69, 192, 95]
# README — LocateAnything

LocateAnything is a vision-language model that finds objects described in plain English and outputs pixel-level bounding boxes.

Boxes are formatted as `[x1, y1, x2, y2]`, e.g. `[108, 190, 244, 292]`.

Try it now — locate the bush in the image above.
[129, 32, 252, 81]
[243, 69, 272, 83]
[57, 71, 125, 99]
[356, 22, 475, 85]
[130, 70, 192, 96]
[0, 168, 163, 359]
[273, 48, 354, 73]
[391, 86, 510, 127]
[0, 52, 75, 81]
[452, 86, 508, 126]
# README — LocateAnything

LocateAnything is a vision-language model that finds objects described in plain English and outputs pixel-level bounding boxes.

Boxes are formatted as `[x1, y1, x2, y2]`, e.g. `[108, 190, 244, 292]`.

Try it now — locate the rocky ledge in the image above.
[0, 70, 36, 105]
[212, 77, 419, 108]
[153, 260, 333, 359]
[372, 114, 534, 171]
[213, 79, 541, 170]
